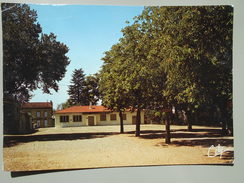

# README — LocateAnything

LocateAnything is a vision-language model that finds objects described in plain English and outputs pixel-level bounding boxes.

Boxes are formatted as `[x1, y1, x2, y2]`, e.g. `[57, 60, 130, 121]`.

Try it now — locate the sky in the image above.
[28, 4, 144, 109]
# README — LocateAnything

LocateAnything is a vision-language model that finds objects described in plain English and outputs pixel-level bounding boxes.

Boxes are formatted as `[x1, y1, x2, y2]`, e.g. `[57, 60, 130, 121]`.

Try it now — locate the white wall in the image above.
[54, 111, 145, 128]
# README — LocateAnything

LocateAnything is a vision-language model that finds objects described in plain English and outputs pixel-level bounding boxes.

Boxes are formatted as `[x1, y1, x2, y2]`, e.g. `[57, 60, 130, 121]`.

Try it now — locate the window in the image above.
[37, 120, 40, 127]
[73, 115, 82, 122]
[122, 114, 126, 120]
[36, 111, 41, 117]
[44, 120, 48, 127]
[60, 116, 69, 122]
[110, 114, 117, 121]
[100, 113, 106, 121]
[44, 111, 48, 117]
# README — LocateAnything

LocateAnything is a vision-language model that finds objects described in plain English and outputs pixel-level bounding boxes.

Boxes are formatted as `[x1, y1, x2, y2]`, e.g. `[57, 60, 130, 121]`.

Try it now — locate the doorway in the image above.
[88, 116, 95, 126]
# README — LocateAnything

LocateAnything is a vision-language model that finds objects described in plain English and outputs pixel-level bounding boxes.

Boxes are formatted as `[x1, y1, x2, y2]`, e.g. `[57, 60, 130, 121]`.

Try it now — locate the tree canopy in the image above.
[68, 68, 99, 106]
[2, 3, 70, 102]
[135, 6, 233, 132]
[99, 6, 233, 139]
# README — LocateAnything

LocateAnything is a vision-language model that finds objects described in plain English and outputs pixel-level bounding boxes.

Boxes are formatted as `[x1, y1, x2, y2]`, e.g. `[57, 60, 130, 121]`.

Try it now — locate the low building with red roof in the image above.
[54, 105, 145, 127]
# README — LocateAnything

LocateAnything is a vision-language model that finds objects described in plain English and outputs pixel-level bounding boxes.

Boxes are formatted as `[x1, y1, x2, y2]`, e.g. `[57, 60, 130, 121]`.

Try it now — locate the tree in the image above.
[100, 43, 131, 133]
[68, 69, 100, 106]
[56, 99, 72, 110]
[100, 6, 232, 141]
[2, 3, 70, 102]
[84, 74, 100, 105]
[135, 6, 233, 134]
[68, 68, 87, 105]
[100, 22, 166, 136]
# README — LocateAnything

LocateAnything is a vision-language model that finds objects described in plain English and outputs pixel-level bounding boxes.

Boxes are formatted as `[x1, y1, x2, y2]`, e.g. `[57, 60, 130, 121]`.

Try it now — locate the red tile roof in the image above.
[55, 105, 111, 114]
[21, 102, 53, 109]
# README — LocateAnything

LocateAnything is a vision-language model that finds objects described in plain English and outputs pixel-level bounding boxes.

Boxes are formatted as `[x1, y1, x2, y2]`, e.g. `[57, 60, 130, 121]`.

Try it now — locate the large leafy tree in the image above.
[100, 6, 233, 141]
[2, 3, 70, 102]
[100, 43, 131, 133]
[100, 23, 166, 136]
[135, 6, 233, 133]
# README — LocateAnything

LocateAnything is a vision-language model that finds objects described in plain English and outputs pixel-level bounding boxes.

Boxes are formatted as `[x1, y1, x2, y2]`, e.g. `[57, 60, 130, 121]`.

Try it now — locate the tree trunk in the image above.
[221, 106, 228, 135]
[221, 119, 227, 135]
[186, 111, 192, 131]
[135, 108, 141, 137]
[219, 99, 230, 135]
[165, 112, 171, 144]
[119, 110, 124, 133]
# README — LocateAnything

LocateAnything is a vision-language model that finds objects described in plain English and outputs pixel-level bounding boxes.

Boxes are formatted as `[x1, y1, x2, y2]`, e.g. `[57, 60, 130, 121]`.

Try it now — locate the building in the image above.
[21, 102, 54, 128]
[4, 94, 34, 134]
[54, 105, 145, 128]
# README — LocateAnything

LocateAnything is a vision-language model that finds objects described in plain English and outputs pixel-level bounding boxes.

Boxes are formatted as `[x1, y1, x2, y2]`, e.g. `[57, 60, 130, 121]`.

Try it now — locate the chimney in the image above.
[89, 102, 92, 109]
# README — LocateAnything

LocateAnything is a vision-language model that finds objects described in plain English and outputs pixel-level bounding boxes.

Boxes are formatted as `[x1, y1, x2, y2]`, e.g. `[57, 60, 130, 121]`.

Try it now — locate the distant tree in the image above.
[84, 74, 100, 105]
[68, 68, 87, 105]
[68, 69, 100, 106]
[56, 99, 72, 110]
[2, 3, 70, 102]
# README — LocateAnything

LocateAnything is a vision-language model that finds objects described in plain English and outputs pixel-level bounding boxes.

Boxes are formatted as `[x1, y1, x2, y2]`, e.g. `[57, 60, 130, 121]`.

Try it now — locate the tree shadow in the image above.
[126, 130, 164, 134]
[171, 139, 234, 148]
[127, 128, 234, 148]
[137, 129, 224, 140]
[221, 150, 234, 160]
[202, 149, 234, 161]
[126, 128, 223, 136]
[4, 132, 118, 147]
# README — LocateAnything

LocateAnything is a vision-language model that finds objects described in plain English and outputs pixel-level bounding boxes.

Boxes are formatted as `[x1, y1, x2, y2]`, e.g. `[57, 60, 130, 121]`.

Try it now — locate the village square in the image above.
[2, 3, 234, 171]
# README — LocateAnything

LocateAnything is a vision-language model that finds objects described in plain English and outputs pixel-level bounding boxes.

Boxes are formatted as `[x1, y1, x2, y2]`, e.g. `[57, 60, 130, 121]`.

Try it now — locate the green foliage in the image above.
[57, 99, 72, 110]
[136, 6, 232, 111]
[100, 6, 233, 132]
[68, 68, 99, 106]
[2, 3, 70, 102]
[68, 68, 87, 105]
[84, 74, 100, 105]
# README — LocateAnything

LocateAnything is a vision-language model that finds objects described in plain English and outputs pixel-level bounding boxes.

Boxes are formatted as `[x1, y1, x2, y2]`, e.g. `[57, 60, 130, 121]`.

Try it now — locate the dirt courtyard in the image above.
[3, 125, 234, 171]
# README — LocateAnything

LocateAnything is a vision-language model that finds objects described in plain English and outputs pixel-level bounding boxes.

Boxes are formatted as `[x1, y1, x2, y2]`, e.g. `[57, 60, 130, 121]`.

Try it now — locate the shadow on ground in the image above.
[127, 129, 234, 148]
[4, 128, 234, 149]
[128, 129, 224, 139]
[171, 138, 234, 147]
[4, 132, 118, 147]
[220, 151, 234, 160]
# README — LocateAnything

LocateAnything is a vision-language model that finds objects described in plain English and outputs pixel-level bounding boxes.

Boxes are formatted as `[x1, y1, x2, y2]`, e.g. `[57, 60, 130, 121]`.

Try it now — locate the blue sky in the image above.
[28, 4, 144, 108]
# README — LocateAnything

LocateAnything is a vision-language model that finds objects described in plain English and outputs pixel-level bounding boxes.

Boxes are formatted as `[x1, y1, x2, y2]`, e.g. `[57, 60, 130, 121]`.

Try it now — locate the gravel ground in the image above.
[3, 125, 234, 171]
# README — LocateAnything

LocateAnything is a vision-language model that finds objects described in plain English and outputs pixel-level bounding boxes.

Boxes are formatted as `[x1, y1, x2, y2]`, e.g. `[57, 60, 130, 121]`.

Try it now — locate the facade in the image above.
[54, 105, 145, 128]
[4, 94, 34, 134]
[21, 102, 54, 128]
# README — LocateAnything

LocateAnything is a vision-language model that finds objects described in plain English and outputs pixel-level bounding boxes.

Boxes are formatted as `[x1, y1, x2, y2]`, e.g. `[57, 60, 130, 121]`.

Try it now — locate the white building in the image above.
[54, 105, 145, 128]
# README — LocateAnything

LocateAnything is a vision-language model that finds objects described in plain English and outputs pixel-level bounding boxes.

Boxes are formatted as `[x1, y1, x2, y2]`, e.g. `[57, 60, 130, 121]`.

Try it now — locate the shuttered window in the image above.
[100, 113, 106, 121]
[73, 115, 82, 122]
[122, 114, 126, 120]
[110, 114, 117, 120]
[60, 116, 69, 122]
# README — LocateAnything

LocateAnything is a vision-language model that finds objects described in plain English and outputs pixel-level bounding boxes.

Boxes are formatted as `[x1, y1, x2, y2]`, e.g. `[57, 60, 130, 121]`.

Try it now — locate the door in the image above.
[88, 116, 95, 126]
[132, 116, 137, 124]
